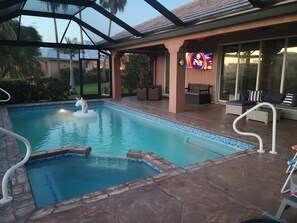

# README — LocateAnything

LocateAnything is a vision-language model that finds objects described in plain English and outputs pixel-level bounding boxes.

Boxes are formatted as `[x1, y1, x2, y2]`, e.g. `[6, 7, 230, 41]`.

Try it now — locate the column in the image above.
[111, 50, 124, 99]
[165, 40, 186, 113]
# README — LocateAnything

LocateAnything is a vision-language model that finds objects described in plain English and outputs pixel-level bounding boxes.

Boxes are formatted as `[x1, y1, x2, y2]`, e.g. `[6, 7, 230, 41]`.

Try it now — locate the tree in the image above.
[60, 37, 79, 94]
[99, 0, 127, 81]
[123, 54, 153, 94]
[45, 2, 69, 79]
[0, 20, 42, 78]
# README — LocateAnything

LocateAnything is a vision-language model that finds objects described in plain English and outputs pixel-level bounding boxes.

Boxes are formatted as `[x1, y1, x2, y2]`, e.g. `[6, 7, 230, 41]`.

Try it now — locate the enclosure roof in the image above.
[0, 0, 295, 50]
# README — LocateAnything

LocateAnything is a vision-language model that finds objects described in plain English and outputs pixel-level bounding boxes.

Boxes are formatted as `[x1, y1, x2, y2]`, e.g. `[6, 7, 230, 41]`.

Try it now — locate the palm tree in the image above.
[45, 2, 69, 79]
[99, 0, 127, 81]
[60, 37, 79, 94]
[0, 20, 42, 78]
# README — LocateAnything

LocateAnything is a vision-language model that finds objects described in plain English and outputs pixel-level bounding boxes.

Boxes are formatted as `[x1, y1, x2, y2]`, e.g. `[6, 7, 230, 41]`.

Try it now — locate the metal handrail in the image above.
[0, 88, 11, 102]
[0, 88, 32, 205]
[0, 127, 32, 205]
[233, 102, 277, 154]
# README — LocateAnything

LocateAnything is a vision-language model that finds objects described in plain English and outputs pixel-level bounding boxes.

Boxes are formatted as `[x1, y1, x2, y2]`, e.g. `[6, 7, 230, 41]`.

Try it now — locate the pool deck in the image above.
[1, 97, 297, 223]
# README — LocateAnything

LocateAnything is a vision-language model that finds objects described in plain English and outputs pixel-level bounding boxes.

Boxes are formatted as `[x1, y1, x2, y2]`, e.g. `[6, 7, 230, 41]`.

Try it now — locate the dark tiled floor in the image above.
[1, 97, 297, 222]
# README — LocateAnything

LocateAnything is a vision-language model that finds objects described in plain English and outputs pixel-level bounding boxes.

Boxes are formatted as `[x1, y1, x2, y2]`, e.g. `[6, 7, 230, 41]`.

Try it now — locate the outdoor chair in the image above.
[281, 145, 297, 194]
[185, 84, 211, 104]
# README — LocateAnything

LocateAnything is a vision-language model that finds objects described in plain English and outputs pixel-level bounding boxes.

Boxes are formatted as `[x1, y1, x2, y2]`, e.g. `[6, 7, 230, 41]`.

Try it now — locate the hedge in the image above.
[0, 78, 68, 104]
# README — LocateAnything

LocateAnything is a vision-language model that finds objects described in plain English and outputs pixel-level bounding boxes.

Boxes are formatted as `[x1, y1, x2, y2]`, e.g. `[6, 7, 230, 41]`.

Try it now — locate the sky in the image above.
[20, 0, 193, 43]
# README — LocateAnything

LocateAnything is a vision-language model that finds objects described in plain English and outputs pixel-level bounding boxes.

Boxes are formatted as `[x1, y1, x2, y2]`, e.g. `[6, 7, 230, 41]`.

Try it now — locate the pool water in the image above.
[9, 102, 253, 166]
[26, 154, 160, 208]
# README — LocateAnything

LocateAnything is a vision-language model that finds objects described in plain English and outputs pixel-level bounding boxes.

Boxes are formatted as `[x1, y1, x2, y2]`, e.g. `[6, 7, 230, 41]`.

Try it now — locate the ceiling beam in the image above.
[22, 10, 71, 20]
[0, 0, 25, 10]
[72, 17, 116, 43]
[0, 11, 21, 23]
[21, 10, 116, 43]
[35, 0, 95, 7]
[0, 39, 99, 50]
[91, 3, 142, 37]
[144, 0, 185, 27]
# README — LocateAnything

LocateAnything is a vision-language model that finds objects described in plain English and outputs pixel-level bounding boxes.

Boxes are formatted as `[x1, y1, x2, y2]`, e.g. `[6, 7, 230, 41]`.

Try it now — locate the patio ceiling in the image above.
[0, 0, 294, 50]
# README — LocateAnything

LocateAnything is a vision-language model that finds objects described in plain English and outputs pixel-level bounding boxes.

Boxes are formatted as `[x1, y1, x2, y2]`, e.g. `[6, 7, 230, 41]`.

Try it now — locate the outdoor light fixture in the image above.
[178, 58, 185, 66]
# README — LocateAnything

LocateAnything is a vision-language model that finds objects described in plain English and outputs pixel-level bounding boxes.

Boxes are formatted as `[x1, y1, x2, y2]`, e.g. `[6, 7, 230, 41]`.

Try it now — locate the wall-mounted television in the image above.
[185, 52, 213, 70]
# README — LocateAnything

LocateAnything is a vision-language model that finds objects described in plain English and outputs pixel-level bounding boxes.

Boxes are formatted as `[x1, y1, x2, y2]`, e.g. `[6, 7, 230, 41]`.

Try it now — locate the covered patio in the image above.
[1, 98, 296, 222]
[1, 1, 297, 222]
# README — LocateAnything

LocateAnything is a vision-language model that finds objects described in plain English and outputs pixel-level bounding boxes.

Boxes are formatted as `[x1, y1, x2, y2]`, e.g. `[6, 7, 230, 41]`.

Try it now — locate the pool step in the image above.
[184, 137, 224, 156]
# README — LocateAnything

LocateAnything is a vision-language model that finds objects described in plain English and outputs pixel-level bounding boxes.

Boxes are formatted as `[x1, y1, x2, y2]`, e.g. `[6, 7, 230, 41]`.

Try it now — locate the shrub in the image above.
[27, 77, 68, 101]
[122, 54, 153, 94]
[61, 67, 80, 85]
[0, 77, 68, 104]
[0, 79, 30, 104]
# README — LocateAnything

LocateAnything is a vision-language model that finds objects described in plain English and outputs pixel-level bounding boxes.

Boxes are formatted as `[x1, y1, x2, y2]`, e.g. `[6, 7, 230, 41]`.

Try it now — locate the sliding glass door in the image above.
[237, 42, 259, 93]
[219, 36, 297, 101]
[283, 37, 297, 93]
[219, 45, 238, 101]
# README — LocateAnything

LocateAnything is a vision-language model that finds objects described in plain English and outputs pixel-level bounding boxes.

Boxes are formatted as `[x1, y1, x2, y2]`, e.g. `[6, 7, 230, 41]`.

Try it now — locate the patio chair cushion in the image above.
[240, 90, 249, 100]
[282, 93, 297, 107]
[248, 90, 263, 102]
[262, 91, 286, 104]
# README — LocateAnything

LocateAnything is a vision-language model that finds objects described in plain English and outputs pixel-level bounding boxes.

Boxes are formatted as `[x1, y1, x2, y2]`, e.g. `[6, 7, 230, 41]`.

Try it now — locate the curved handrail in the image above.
[0, 127, 32, 205]
[0, 88, 11, 102]
[233, 102, 277, 154]
[0, 87, 32, 205]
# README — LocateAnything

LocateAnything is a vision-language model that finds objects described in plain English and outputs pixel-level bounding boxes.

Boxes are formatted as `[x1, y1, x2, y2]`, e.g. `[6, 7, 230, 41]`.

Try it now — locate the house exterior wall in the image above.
[155, 54, 165, 89]
[112, 13, 297, 112]
[38, 60, 79, 78]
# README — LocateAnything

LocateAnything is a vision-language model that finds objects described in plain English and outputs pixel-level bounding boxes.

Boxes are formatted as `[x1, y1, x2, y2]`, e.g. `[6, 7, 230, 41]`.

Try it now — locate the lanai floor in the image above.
[0, 96, 297, 223]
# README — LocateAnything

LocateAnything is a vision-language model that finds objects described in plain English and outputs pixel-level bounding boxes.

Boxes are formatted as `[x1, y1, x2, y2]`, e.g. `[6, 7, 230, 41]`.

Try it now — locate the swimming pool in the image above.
[9, 102, 254, 166]
[26, 154, 160, 208]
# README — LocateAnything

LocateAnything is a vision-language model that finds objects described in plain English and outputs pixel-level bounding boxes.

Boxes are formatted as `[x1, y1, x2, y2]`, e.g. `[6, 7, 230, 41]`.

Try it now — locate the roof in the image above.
[0, 0, 294, 50]
[39, 48, 79, 61]
[113, 0, 252, 40]
[105, 0, 297, 49]
[39, 45, 100, 61]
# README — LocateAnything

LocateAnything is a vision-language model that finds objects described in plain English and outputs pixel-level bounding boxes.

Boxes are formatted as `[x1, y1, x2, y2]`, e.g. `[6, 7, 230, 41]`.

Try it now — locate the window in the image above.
[283, 37, 297, 93]
[258, 39, 285, 91]
[238, 42, 259, 92]
[219, 45, 238, 101]
[219, 37, 297, 101]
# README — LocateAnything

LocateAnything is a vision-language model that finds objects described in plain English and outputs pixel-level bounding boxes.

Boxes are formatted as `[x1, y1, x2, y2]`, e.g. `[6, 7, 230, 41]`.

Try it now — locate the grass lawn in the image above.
[68, 83, 109, 99]
[68, 82, 135, 99]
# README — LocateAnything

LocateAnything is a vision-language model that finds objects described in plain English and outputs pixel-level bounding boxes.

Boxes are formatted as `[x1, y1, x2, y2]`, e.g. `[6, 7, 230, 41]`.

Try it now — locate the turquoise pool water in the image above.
[26, 154, 159, 208]
[9, 102, 253, 166]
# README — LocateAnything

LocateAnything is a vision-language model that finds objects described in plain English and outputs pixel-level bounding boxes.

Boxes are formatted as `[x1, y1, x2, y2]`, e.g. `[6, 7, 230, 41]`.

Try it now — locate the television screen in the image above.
[185, 52, 213, 70]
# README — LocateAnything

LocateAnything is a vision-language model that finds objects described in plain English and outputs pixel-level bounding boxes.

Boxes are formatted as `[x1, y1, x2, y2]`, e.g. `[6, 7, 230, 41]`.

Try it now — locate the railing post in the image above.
[269, 104, 277, 154]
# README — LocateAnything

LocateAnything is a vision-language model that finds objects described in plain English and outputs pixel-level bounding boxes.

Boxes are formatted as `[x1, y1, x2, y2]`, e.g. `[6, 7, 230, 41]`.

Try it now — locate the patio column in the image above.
[165, 40, 186, 113]
[111, 51, 124, 99]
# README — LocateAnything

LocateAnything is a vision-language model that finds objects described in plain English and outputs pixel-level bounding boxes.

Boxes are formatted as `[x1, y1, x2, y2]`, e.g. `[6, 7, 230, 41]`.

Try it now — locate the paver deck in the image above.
[1, 97, 297, 222]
